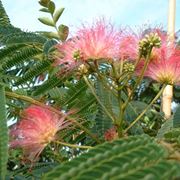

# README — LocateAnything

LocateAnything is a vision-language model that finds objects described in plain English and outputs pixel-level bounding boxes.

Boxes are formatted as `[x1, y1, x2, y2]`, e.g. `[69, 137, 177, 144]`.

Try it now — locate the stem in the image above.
[124, 84, 166, 133]
[83, 75, 116, 123]
[55, 141, 92, 149]
[115, 60, 124, 137]
[5, 91, 101, 144]
[123, 50, 152, 110]
[95, 73, 118, 97]
[116, 88, 124, 137]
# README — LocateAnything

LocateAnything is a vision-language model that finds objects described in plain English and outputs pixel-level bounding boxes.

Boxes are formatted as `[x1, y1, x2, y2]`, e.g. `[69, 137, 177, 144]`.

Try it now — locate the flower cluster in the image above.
[55, 19, 120, 68]
[144, 49, 180, 85]
[104, 127, 118, 141]
[55, 19, 180, 86]
[118, 30, 140, 60]
[10, 105, 70, 162]
[140, 30, 180, 85]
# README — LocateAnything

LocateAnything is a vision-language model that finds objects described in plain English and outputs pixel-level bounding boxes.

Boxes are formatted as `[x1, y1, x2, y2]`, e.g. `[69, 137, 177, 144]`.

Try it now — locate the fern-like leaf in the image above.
[0, 0, 11, 26]
[0, 85, 8, 180]
[1, 32, 47, 45]
[15, 60, 51, 85]
[173, 105, 180, 128]
[0, 26, 21, 42]
[43, 135, 180, 180]
[33, 74, 65, 96]
[94, 80, 117, 137]
[0, 44, 25, 62]
[2, 47, 42, 70]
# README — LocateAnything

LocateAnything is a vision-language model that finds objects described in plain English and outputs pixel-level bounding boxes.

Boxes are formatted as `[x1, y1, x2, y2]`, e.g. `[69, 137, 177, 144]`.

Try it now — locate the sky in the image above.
[2, 0, 180, 33]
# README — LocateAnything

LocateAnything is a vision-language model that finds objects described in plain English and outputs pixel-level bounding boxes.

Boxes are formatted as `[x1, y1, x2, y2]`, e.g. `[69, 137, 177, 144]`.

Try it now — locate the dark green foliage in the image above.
[43, 135, 180, 180]
[1, 32, 47, 45]
[43, 39, 57, 55]
[122, 92, 144, 135]
[15, 60, 51, 85]
[0, 0, 11, 26]
[33, 74, 65, 96]
[174, 86, 180, 102]
[173, 105, 180, 128]
[157, 119, 173, 138]
[94, 80, 115, 137]
[0, 26, 21, 43]
[0, 44, 25, 63]
[0, 85, 8, 180]
[2, 47, 42, 70]
[158, 106, 180, 141]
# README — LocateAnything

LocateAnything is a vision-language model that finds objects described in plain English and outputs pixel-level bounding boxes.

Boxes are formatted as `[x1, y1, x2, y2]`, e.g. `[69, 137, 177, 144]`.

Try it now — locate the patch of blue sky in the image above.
[2, 0, 180, 33]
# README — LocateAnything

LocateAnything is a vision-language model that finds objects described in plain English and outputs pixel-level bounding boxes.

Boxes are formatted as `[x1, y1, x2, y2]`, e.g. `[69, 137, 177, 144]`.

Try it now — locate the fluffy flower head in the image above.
[118, 30, 140, 60]
[144, 52, 180, 85]
[10, 105, 69, 161]
[55, 19, 120, 67]
[137, 29, 180, 85]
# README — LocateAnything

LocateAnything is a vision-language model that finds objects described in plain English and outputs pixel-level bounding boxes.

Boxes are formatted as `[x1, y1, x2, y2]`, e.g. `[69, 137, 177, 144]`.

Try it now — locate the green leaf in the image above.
[43, 135, 180, 180]
[0, 44, 25, 62]
[2, 47, 42, 70]
[48, 1, 55, 14]
[173, 105, 180, 128]
[0, 85, 8, 180]
[122, 92, 144, 135]
[40, 31, 59, 39]
[163, 128, 180, 144]
[58, 24, 69, 41]
[33, 74, 65, 96]
[93, 80, 115, 137]
[157, 119, 173, 138]
[39, 0, 50, 7]
[15, 60, 51, 86]
[43, 39, 57, 55]
[39, 8, 50, 13]
[38, 17, 55, 27]
[53, 8, 64, 23]
[1, 32, 47, 45]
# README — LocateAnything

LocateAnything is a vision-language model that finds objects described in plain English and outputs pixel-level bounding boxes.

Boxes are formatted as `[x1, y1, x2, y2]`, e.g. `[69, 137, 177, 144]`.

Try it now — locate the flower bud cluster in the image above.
[123, 62, 135, 73]
[139, 33, 161, 57]
[73, 50, 84, 60]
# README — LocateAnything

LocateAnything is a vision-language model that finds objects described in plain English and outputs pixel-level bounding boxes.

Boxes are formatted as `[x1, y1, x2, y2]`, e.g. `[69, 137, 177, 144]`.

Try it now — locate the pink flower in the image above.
[148, 29, 172, 62]
[144, 51, 180, 85]
[135, 29, 180, 85]
[104, 127, 118, 141]
[55, 38, 81, 69]
[118, 30, 140, 60]
[55, 19, 120, 66]
[10, 105, 69, 162]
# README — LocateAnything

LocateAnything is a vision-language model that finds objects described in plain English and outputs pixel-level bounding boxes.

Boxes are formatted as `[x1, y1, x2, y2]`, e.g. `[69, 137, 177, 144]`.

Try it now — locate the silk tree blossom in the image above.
[118, 28, 163, 61]
[144, 51, 180, 85]
[148, 29, 172, 62]
[55, 19, 120, 67]
[136, 29, 180, 85]
[118, 30, 140, 60]
[10, 105, 70, 162]
[54, 38, 81, 72]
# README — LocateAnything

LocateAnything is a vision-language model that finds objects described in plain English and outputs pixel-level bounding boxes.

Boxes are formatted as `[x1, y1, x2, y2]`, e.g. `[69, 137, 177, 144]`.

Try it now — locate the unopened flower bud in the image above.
[123, 62, 135, 73]
[78, 64, 88, 74]
[73, 50, 83, 61]
[139, 33, 161, 58]
[104, 127, 118, 141]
